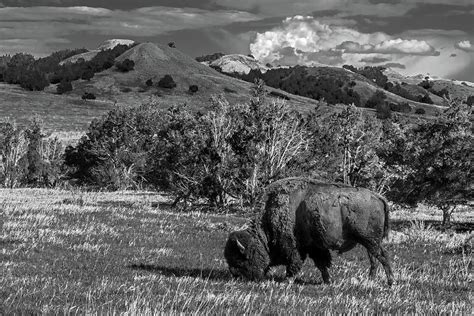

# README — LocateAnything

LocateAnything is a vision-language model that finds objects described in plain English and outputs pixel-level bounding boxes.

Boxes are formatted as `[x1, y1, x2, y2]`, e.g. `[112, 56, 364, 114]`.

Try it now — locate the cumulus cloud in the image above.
[250, 16, 440, 67]
[455, 40, 474, 52]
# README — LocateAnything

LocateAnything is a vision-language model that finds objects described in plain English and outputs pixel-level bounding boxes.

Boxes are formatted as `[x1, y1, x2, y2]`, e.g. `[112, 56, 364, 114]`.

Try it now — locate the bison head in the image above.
[224, 229, 270, 281]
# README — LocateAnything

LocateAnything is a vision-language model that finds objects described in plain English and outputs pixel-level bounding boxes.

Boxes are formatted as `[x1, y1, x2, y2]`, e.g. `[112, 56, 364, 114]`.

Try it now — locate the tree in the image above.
[189, 85, 198, 93]
[304, 105, 386, 192]
[398, 100, 472, 224]
[366, 90, 387, 108]
[115, 59, 135, 72]
[57, 79, 73, 94]
[81, 68, 94, 81]
[158, 75, 177, 89]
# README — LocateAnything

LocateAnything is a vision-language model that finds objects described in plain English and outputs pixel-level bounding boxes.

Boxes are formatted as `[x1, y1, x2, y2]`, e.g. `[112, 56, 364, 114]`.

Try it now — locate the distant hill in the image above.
[384, 69, 474, 103]
[209, 54, 270, 75]
[60, 39, 136, 65]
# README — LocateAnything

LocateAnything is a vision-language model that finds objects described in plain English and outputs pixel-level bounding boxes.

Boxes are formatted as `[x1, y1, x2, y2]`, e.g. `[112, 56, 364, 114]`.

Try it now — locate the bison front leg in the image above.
[286, 250, 304, 278]
[309, 248, 332, 284]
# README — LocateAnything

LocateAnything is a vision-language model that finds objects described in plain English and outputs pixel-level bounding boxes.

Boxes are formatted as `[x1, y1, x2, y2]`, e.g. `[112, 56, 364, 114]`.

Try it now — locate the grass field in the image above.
[1, 189, 472, 314]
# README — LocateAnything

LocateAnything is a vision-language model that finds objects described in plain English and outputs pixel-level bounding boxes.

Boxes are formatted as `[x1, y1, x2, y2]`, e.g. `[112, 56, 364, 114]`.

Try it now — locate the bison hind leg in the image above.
[309, 248, 332, 284]
[361, 241, 394, 286]
[367, 250, 378, 278]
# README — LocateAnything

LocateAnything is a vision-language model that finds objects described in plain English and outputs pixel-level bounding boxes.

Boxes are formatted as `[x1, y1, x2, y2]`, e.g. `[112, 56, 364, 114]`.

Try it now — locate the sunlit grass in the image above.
[1, 188, 472, 314]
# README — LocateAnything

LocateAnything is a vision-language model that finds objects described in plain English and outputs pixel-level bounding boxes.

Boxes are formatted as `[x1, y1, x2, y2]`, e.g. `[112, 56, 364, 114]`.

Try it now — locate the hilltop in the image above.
[208, 54, 270, 75]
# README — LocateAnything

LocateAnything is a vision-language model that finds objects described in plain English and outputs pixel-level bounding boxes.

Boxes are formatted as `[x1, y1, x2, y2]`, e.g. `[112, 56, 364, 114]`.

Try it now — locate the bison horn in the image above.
[236, 238, 245, 253]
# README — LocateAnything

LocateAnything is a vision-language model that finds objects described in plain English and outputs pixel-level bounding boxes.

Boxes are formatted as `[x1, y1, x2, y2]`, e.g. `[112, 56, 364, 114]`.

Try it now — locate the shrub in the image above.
[366, 90, 387, 108]
[146, 79, 153, 87]
[120, 87, 132, 93]
[376, 102, 392, 120]
[418, 94, 434, 104]
[115, 59, 135, 72]
[390, 102, 411, 113]
[146, 80, 309, 206]
[82, 92, 96, 100]
[224, 87, 236, 93]
[168, 42, 176, 48]
[465, 95, 473, 106]
[0, 119, 63, 188]
[81, 68, 94, 81]
[64, 104, 162, 189]
[189, 85, 198, 93]
[158, 75, 176, 89]
[57, 80, 73, 94]
[415, 108, 426, 114]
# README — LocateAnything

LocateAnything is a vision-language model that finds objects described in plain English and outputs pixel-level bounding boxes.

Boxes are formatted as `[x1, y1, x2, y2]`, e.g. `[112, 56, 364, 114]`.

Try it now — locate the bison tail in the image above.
[381, 197, 390, 239]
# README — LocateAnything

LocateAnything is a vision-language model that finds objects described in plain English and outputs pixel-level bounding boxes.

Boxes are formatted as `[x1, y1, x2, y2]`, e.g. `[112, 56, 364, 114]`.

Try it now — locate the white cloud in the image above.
[455, 40, 474, 52]
[250, 16, 439, 67]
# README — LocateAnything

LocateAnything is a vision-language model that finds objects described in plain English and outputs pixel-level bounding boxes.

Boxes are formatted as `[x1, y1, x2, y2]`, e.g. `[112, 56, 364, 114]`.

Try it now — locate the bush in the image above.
[158, 75, 176, 89]
[418, 94, 434, 104]
[82, 92, 96, 100]
[115, 59, 135, 72]
[146, 79, 153, 87]
[64, 104, 162, 189]
[390, 102, 411, 113]
[0, 119, 63, 188]
[465, 95, 473, 106]
[81, 68, 94, 81]
[57, 80, 72, 94]
[168, 42, 176, 48]
[224, 87, 236, 93]
[146, 80, 308, 206]
[415, 108, 426, 115]
[366, 90, 387, 108]
[189, 85, 198, 93]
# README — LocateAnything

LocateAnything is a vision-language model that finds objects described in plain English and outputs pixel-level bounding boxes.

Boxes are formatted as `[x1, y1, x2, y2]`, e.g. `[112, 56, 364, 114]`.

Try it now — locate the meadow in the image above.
[1, 188, 472, 314]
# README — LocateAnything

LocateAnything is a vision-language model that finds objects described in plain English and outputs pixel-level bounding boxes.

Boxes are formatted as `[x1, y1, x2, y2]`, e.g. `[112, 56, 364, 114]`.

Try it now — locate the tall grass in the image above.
[1, 189, 472, 314]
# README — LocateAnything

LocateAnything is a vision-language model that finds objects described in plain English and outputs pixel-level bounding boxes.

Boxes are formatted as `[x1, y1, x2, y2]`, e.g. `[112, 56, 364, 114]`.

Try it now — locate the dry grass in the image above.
[1, 189, 472, 314]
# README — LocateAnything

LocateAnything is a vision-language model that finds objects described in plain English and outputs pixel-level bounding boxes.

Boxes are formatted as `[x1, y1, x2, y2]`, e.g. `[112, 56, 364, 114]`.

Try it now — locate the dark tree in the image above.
[82, 92, 96, 100]
[168, 42, 176, 48]
[415, 108, 426, 115]
[366, 90, 387, 108]
[57, 80, 73, 94]
[115, 59, 135, 72]
[146, 78, 153, 87]
[189, 85, 198, 93]
[158, 75, 177, 89]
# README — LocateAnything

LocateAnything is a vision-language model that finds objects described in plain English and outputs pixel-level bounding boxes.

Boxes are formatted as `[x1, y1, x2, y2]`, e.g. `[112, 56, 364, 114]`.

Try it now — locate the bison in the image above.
[224, 178, 394, 286]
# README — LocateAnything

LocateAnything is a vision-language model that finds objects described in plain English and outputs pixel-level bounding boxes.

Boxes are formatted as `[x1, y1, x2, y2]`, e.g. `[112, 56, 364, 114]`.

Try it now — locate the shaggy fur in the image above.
[224, 178, 394, 286]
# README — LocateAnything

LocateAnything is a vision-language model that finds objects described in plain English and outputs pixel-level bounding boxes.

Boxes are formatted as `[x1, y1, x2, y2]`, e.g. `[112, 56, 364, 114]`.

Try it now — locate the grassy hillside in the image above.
[1, 189, 472, 314]
[70, 42, 321, 114]
[0, 83, 113, 133]
[306, 67, 446, 116]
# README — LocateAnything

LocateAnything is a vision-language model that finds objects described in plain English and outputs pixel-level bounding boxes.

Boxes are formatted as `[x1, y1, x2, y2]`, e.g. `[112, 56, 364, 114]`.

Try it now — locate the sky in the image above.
[0, 0, 473, 80]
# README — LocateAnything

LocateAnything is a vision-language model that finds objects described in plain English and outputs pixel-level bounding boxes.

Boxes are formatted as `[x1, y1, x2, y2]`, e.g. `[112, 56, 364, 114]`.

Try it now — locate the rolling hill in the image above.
[66, 42, 321, 113]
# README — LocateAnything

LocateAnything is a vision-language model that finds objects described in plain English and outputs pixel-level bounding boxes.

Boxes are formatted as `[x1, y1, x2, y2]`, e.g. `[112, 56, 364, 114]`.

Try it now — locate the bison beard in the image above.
[224, 178, 394, 286]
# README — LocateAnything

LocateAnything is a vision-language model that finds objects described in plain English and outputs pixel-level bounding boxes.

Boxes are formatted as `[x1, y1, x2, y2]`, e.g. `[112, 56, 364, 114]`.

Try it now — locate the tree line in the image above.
[0, 44, 136, 92]
[1, 80, 471, 224]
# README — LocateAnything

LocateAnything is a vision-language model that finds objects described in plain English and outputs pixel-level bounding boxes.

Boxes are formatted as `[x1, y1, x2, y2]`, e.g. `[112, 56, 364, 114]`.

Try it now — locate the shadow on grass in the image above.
[128, 263, 233, 282]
